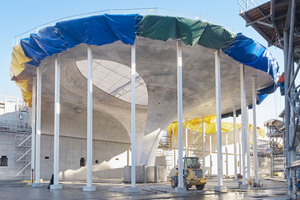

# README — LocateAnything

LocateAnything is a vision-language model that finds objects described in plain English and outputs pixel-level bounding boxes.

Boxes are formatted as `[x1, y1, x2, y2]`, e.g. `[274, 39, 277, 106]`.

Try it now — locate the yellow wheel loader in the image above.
[171, 157, 207, 190]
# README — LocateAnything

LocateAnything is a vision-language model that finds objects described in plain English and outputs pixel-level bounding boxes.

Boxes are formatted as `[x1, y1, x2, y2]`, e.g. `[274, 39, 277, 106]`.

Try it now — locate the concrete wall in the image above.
[40, 134, 130, 181]
[0, 133, 15, 180]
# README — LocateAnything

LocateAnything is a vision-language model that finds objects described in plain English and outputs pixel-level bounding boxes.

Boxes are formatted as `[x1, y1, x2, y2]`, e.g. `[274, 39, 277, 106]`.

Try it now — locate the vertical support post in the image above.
[284, 30, 291, 198]
[246, 106, 250, 180]
[214, 50, 226, 192]
[50, 55, 62, 190]
[32, 67, 43, 188]
[251, 77, 259, 184]
[175, 40, 184, 192]
[83, 46, 96, 191]
[185, 119, 188, 157]
[225, 133, 228, 177]
[287, 1, 296, 197]
[233, 106, 238, 180]
[210, 134, 212, 176]
[130, 43, 137, 190]
[239, 128, 242, 175]
[16, 97, 19, 111]
[202, 117, 206, 176]
[31, 77, 36, 183]
[240, 64, 247, 186]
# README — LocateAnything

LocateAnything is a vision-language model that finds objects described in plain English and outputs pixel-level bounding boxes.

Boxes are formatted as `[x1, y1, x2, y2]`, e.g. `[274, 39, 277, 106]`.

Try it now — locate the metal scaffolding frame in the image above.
[240, 0, 300, 198]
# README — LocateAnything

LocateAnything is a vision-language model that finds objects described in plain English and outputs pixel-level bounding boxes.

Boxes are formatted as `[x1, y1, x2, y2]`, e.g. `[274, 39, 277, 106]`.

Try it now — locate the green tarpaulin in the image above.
[138, 15, 235, 50]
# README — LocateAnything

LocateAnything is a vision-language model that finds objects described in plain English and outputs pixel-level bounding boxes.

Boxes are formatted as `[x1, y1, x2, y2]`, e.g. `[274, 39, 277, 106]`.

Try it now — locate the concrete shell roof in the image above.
[10, 14, 279, 128]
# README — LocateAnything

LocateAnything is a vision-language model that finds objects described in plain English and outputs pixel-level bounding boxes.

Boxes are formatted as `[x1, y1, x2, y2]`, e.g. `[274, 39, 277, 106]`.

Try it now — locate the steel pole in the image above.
[240, 64, 247, 185]
[83, 46, 95, 191]
[176, 40, 184, 191]
[210, 135, 212, 176]
[31, 76, 36, 183]
[51, 55, 62, 189]
[246, 106, 250, 180]
[185, 119, 188, 157]
[214, 50, 225, 191]
[233, 106, 238, 179]
[33, 67, 42, 187]
[251, 77, 259, 183]
[131, 44, 137, 189]
[202, 117, 206, 176]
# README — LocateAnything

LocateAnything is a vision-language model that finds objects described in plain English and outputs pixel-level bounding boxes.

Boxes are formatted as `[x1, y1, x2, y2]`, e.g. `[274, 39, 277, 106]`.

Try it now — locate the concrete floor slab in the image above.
[0, 178, 293, 200]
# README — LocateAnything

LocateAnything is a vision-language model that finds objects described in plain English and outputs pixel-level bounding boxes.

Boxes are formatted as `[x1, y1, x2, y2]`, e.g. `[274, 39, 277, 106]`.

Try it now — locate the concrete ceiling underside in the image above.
[23, 37, 274, 123]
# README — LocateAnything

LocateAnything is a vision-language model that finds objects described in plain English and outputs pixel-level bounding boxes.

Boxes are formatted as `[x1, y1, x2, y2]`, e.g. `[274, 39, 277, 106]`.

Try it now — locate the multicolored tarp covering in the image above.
[10, 14, 279, 108]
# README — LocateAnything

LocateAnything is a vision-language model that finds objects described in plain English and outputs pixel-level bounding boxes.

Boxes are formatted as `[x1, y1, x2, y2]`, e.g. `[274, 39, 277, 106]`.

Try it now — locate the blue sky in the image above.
[0, 0, 284, 127]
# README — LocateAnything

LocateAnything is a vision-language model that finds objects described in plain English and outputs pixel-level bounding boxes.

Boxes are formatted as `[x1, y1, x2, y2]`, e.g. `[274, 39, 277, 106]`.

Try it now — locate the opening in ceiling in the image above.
[76, 59, 148, 105]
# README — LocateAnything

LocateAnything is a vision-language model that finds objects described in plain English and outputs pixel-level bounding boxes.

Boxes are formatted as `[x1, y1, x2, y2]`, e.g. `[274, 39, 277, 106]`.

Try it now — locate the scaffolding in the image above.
[264, 119, 285, 177]
[240, 0, 300, 198]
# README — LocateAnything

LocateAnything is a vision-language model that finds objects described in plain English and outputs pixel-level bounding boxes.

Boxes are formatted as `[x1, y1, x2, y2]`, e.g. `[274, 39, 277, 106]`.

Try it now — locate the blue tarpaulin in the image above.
[20, 14, 141, 66]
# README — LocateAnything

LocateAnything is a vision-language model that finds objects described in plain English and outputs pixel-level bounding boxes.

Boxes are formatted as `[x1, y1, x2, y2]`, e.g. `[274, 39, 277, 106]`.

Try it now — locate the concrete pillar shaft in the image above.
[131, 44, 136, 188]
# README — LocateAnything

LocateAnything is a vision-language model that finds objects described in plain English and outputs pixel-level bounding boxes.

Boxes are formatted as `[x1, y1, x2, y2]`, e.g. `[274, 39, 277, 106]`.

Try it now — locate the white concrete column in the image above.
[225, 133, 228, 177]
[130, 44, 137, 190]
[202, 117, 206, 176]
[246, 106, 250, 180]
[83, 45, 96, 192]
[32, 67, 42, 188]
[31, 76, 36, 183]
[239, 128, 242, 175]
[214, 50, 226, 191]
[185, 119, 188, 157]
[16, 97, 19, 111]
[251, 77, 259, 183]
[240, 64, 247, 185]
[50, 55, 62, 190]
[210, 134, 212, 176]
[233, 106, 238, 180]
[175, 40, 184, 192]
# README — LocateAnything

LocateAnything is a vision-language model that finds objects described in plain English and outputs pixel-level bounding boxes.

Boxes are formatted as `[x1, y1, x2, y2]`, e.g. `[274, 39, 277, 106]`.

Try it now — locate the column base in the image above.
[124, 187, 139, 193]
[83, 186, 96, 191]
[50, 184, 62, 190]
[32, 183, 43, 188]
[175, 187, 187, 192]
[214, 186, 227, 192]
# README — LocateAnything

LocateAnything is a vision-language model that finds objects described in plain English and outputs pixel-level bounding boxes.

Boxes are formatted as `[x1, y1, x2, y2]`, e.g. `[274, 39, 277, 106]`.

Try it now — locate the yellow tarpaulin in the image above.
[9, 44, 33, 107]
[167, 115, 265, 145]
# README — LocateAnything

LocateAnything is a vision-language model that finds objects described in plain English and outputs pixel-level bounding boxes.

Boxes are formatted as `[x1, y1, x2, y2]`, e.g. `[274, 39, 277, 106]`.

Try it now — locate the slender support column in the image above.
[251, 77, 259, 184]
[284, 30, 291, 197]
[225, 133, 228, 177]
[185, 119, 188, 157]
[233, 106, 238, 180]
[16, 97, 19, 111]
[240, 64, 247, 186]
[210, 135, 212, 176]
[175, 40, 185, 192]
[31, 77, 36, 183]
[214, 50, 226, 192]
[239, 129, 242, 175]
[202, 117, 206, 176]
[246, 106, 250, 180]
[83, 46, 96, 192]
[130, 44, 138, 191]
[50, 55, 62, 190]
[32, 68, 42, 188]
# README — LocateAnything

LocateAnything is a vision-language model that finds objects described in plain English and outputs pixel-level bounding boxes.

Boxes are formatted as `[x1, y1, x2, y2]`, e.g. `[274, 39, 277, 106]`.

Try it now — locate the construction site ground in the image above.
[0, 177, 292, 200]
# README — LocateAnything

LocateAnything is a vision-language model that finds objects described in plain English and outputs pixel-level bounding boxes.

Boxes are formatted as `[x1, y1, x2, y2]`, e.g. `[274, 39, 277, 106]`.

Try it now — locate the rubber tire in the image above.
[171, 176, 178, 188]
[196, 185, 205, 190]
